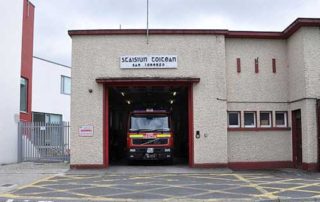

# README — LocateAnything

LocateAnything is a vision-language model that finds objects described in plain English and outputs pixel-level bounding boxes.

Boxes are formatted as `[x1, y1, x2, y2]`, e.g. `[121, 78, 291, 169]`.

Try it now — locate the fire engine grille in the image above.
[132, 138, 168, 145]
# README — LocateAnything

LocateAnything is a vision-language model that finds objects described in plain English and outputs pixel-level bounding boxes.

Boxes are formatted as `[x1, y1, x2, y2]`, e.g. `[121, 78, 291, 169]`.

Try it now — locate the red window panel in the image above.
[255, 58, 259, 73]
[272, 58, 276, 73]
[237, 58, 241, 73]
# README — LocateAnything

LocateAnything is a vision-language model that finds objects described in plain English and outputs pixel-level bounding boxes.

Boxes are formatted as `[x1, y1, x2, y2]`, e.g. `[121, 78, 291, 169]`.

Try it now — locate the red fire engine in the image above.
[127, 109, 173, 161]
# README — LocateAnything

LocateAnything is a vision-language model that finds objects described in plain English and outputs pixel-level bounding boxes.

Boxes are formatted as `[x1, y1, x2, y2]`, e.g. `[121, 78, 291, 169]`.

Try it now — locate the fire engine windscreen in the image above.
[130, 115, 170, 132]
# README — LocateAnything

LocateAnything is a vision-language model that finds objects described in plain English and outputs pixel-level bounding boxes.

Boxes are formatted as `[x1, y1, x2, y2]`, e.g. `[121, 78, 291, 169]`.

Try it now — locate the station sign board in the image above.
[120, 55, 177, 69]
[79, 125, 94, 137]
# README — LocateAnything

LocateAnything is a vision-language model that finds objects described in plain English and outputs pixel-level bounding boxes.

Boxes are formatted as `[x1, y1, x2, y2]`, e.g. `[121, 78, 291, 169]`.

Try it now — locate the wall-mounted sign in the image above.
[79, 125, 94, 137]
[120, 55, 177, 69]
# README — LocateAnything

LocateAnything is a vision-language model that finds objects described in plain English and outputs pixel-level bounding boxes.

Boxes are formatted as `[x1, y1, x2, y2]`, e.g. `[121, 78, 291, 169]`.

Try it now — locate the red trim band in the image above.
[228, 127, 291, 131]
[69, 29, 228, 36]
[302, 163, 318, 171]
[193, 163, 227, 168]
[103, 86, 109, 168]
[96, 77, 200, 85]
[70, 162, 318, 171]
[188, 85, 195, 167]
[70, 164, 106, 169]
[101, 80, 196, 168]
[69, 18, 320, 40]
[229, 161, 293, 170]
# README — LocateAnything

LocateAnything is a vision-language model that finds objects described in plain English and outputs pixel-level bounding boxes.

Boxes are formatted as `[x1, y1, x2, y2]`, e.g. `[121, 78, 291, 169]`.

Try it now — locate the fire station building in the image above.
[69, 18, 320, 170]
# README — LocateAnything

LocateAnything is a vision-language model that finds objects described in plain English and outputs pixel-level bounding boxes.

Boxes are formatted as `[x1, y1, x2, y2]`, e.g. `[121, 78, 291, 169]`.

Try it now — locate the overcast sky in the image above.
[31, 0, 320, 66]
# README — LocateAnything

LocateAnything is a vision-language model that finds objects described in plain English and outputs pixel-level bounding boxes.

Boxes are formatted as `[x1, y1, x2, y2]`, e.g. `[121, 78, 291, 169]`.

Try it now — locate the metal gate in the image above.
[18, 122, 70, 162]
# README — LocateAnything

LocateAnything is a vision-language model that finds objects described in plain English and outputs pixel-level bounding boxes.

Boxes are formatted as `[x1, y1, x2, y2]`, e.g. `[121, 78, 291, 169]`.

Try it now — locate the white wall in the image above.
[32, 57, 71, 122]
[0, 0, 23, 164]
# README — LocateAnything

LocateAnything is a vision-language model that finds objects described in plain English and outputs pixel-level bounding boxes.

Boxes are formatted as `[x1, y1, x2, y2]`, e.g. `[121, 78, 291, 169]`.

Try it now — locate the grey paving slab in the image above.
[150, 186, 207, 197]
[4, 164, 320, 201]
[36, 190, 87, 198]
[111, 191, 167, 199]
[116, 184, 166, 191]
[259, 183, 303, 189]
[72, 186, 133, 196]
[42, 183, 89, 190]
[184, 183, 237, 190]
[189, 191, 250, 199]
[227, 186, 263, 195]
[0, 162, 68, 194]
[277, 190, 318, 198]
[301, 185, 320, 192]
[14, 187, 52, 195]
[262, 187, 285, 193]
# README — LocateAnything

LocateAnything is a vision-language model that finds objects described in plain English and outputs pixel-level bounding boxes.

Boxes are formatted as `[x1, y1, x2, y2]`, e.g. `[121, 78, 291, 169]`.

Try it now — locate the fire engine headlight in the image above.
[164, 148, 171, 152]
[130, 149, 136, 152]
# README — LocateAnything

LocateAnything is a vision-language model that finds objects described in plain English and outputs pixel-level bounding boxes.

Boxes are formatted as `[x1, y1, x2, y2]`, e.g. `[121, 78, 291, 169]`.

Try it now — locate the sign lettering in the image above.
[79, 125, 94, 137]
[120, 55, 177, 68]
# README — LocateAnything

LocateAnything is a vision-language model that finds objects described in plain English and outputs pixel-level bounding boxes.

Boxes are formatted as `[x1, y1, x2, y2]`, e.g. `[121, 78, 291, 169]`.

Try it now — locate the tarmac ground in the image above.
[1, 163, 320, 201]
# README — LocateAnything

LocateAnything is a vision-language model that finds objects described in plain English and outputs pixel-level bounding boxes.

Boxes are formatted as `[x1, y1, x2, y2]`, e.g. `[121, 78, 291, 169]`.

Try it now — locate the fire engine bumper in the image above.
[127, 148, 173, 160]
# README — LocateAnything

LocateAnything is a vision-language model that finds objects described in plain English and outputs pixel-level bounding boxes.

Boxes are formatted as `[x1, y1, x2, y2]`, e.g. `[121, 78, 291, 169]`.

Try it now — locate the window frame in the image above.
[20, 77, 28, 113]
[61, 75, 71, 95]
[227, 111, 241, 128]
[244, 111, 256, 128]
[275, 111, 288, 127]
[260, 111, 272, 128]
[32, 112, 63, 124]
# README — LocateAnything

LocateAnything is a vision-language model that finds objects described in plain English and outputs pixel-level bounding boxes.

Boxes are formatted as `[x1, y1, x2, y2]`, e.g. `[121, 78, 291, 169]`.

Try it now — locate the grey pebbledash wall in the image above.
[69, 20, 320, 167]
[71, 35, 228, 165]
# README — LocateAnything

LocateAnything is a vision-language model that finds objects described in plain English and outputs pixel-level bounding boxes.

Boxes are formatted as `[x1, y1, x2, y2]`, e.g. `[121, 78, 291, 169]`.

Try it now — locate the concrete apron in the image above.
[0, 162, 69, 194]
[2, 163, 320, 201]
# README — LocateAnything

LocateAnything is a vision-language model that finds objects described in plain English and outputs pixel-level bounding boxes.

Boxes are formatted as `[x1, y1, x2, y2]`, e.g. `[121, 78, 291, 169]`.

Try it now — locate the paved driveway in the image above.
[2, 169, 320, 201]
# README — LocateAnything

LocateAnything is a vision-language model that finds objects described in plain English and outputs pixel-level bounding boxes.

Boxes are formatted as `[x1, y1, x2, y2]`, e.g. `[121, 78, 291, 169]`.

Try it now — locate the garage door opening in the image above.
[108, 86, 189, 166]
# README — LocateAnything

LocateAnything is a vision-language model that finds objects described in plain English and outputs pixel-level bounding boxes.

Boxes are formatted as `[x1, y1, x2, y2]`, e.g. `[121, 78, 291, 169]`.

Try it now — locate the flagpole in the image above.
[146, 0, 149, 44]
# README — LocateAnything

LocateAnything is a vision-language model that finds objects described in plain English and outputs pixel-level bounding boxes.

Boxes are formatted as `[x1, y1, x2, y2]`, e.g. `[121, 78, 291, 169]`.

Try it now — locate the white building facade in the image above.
[0, 0, 34, 164]
[32, 56, 71, 123]
[69, 18, 320, 170]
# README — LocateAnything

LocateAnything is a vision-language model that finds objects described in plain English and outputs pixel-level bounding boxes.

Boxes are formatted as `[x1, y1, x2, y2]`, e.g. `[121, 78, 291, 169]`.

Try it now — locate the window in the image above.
[228, 112, 240, 128]
[244, 112, 256, 127]
[272, 58, 276, 73]
[61, 76, 71, 95]
[130, 115, 169, 131]
[33, 112, 62, 124]
[260, 111, 272, 127]
[236, 58, 241, 73]
[20, 77, 28, 112]
[275, 111, 287, 127]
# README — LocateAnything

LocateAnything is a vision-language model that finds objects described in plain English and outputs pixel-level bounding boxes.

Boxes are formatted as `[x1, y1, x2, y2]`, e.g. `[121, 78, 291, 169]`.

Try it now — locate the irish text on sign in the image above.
[120, 55, 177, 68]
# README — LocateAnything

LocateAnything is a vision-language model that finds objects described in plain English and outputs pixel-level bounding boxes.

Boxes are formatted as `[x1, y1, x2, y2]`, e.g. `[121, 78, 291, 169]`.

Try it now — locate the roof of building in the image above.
[68, 18, 320, 39]
[33, 56, 71, 68]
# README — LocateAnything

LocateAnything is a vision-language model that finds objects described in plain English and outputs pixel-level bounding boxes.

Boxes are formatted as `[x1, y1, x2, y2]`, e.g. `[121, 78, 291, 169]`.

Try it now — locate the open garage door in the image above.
[97, 77, 200, 168]
[109, 86, 188, 165]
